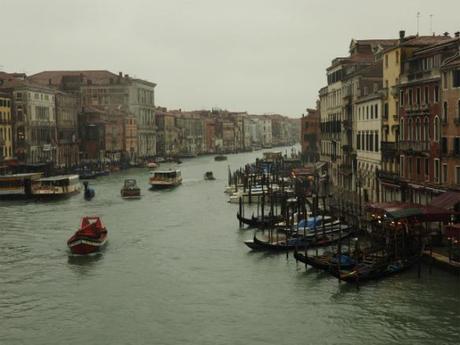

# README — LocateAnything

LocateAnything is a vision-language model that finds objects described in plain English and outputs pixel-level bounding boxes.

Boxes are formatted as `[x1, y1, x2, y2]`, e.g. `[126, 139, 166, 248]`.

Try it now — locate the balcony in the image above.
[399, 140, 430, 154]
[381, 141, 397, 159]
[377, 170, 400, 182]
[0, 118, 12, 125]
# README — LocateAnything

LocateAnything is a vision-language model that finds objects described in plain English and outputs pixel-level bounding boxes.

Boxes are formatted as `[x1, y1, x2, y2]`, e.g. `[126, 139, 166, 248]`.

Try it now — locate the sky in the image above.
[1, 0, 459, 117]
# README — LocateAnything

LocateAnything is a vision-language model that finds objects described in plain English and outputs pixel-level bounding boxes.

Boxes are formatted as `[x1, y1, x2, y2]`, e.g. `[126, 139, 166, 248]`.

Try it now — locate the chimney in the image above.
[455, 31, 460, 38]
[399, 30, 405, 42]
[124, 74, 129, 78]
[48, 78, 52, 85]
[119, 72, 122, 77]
[444, 32, 450, 37]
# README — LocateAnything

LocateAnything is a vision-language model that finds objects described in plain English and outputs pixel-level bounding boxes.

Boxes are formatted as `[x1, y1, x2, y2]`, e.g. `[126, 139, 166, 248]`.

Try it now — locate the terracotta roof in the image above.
[356, 39, 398, 47]
[442, 54, 460, 68]
[28, 70, 119, 86]
[400, 35, 453, 47]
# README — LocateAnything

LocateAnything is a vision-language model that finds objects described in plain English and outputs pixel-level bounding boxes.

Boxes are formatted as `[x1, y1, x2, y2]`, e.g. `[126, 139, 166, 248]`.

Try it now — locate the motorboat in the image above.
[149, 170, 182, 189]
[83, 181, 95, 200]
[67, 216, 108, 255]
[33, 175, 80, 199]
[121, 179, 141, 199]
[204, 171, 215, 180]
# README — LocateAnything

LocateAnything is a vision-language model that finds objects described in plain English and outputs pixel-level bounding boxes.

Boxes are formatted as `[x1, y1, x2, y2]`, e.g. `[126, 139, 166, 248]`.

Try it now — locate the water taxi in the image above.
[149, 170, 182, 189]
[0, 173, 43, 199]
[121, 179, 141, 199]
[33, 175, 81, 198]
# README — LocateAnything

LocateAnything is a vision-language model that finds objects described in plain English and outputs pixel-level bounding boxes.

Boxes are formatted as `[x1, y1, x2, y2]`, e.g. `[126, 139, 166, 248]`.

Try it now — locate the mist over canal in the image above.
[1, 148, 459, 345]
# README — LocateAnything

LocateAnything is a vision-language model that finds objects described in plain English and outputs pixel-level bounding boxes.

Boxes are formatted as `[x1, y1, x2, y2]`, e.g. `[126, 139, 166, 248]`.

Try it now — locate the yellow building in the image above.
[379, 32, 453, 202]
[0, 93, 13, 161]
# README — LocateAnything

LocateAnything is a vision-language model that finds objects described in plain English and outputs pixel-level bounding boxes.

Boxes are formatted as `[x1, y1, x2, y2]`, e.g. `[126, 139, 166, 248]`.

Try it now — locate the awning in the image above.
[367, 202, 457, 222]
[381, 181, 401, 189]
[430, 191, 460, 210]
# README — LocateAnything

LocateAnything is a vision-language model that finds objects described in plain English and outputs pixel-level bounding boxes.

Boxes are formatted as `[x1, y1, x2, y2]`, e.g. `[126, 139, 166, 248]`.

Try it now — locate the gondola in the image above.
[237, 212, 283, 228]
[293, 252, 356, 271]
[244, 229, 352, 252]
[334, 256, 418, 283]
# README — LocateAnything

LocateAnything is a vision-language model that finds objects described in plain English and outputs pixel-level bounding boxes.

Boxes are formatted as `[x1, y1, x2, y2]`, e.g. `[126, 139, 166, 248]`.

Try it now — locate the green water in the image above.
[1, 149, 459, 345]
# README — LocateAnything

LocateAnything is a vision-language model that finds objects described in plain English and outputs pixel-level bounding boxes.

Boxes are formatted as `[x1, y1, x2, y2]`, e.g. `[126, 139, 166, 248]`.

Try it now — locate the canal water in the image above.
[1, 148, 459, 345]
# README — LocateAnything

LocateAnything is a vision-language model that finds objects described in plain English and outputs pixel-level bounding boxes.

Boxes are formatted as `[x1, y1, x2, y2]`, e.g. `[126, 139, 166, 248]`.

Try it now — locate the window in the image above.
[456, 166, 460, 185]
[434, 85, 439, 102]
[434, 116, 440, 142]
[454, 137, 460, 155]
[416, 88, 421, 104]
[400, 156, 405, 177]
[453, 70, 460, 88]
[416, 119, 421, 141]
[434, 159, 440, 183]
[384, 103, 388, 119]
[424, 117, 430, 140]
[443, 102, 448, 122]
[357, 133, 361, 150]
[375, 132, 379, 151]
[441, 137, 448, 154]
[425, 158, 429, 176]
[400, 118, 405, 140]
[417, 158, 421, 175]
[442, 163, 448, 183]
[408, 119, 412, 140]
[409, 89, 413, 105]
[458, 100, 460, 119]
[424, 87, 429, 104]
[370, 132, 374, 151]
[375, 104, 378, 118]
[400, 90, 404, 106]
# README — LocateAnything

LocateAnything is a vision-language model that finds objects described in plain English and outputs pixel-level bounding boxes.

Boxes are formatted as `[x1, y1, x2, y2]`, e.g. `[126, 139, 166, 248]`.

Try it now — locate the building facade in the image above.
[0, 93, 13, 162]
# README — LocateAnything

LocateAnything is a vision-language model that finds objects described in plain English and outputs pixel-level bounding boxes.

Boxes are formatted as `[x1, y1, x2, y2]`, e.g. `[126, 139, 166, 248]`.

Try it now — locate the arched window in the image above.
[434, 116, 440, 142]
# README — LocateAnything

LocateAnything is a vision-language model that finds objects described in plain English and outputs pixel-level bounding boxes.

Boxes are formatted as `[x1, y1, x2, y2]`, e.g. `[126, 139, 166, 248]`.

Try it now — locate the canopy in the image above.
[367, 202, 456, 222]
[430, 191, 460, 210]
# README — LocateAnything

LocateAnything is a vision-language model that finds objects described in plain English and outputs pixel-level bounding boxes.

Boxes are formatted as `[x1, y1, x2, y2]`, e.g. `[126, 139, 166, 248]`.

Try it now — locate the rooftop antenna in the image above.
[429, 14, 433, 35]
[416, 12, 421, 36]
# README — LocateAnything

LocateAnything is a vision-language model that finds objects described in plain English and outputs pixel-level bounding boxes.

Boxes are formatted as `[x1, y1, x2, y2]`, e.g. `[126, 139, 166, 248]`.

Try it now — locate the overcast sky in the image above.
[2, 0, 459, 117]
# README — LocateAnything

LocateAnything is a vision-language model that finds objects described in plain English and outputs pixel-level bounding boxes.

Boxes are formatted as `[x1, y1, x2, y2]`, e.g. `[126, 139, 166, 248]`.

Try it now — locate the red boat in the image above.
[67, 217, 108, 255]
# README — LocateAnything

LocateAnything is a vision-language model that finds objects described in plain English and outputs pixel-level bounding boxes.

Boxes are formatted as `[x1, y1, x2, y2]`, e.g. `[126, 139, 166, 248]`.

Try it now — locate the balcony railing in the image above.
[399, 140, 430, 153]
[377, 170, 400, 182]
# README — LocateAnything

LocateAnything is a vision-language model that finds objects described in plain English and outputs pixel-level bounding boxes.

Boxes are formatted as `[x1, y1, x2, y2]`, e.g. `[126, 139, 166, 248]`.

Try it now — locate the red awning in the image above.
[366, 202, 457, 222]
[430, 191, 460, 210]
